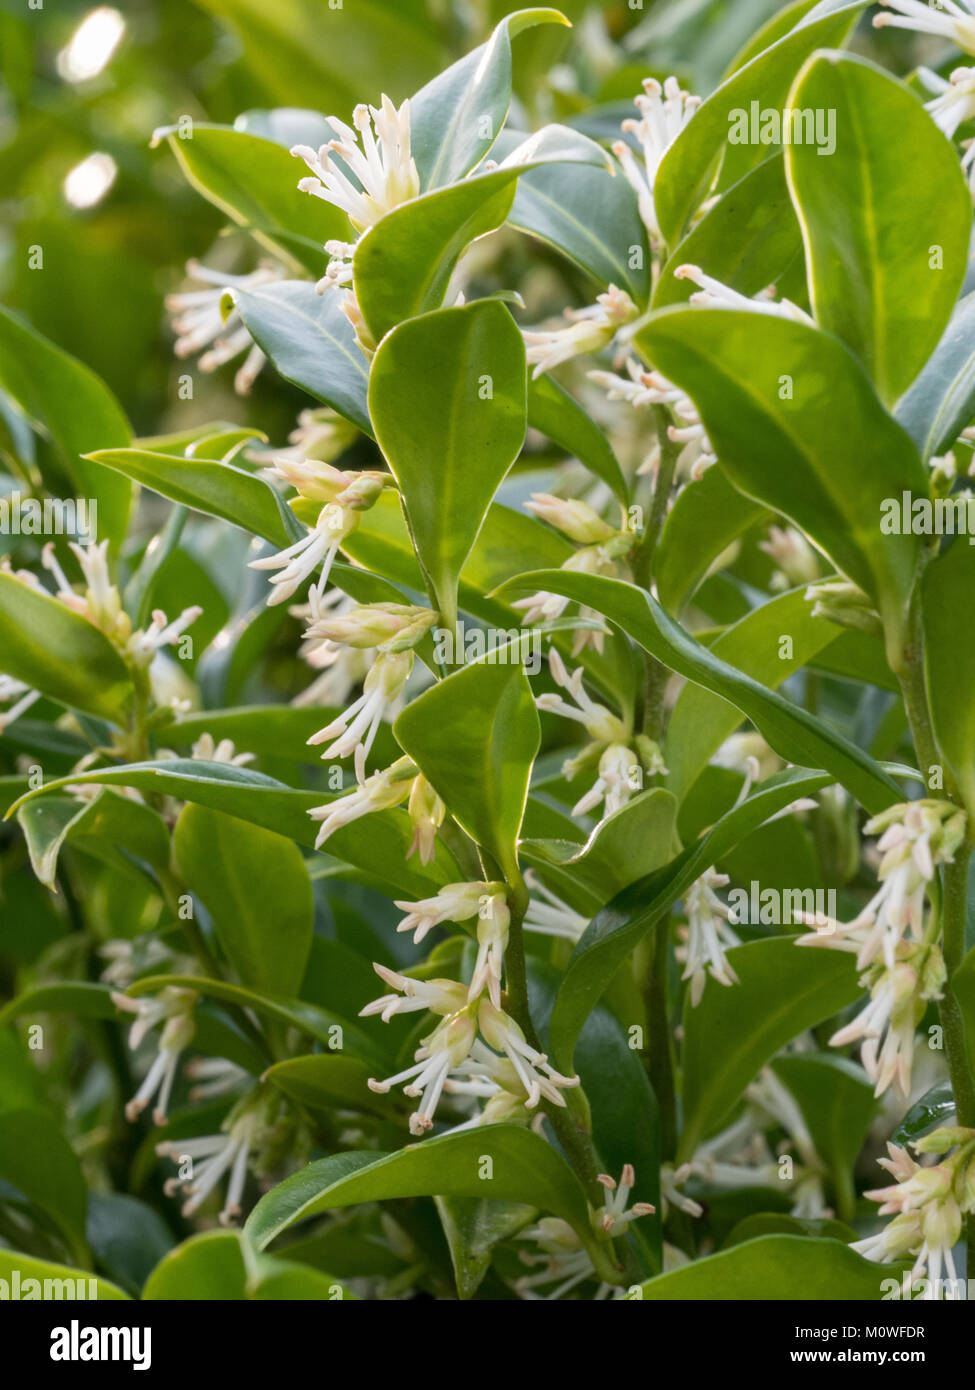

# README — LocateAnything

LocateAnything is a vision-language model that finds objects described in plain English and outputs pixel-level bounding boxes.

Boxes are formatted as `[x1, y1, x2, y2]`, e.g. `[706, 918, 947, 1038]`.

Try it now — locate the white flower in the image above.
[112, 987, 196, 1125]
[612, 76, 701, 241]
[921, 64, 975, 149]
[308, 648, 413, 783]
[523, 286, 638, 377]
[407, 775, 445, 866]
[679, 868, 741, 1007]
[759, 524, 821, 591]
[523, 873, 590, 942]
[248, 502, 361, 606]
[829, 946, 945, 1099]
[189, 733, 254, 767]
[675, 264, 813, 324]
[307, 756, 415, 848]
[184, 1057, 248, 1103]
[157, 1109, 260, 1225]
[292, 96, 419, 232]
[165, 260, 284, 394]
[392, 881, 504, 946]
[524, 493, 617, 545]
[98, 937, 172, 989]
[368, 1010, 479, 1137]
[268, 407, 358, 472]
[595, 1164, 656, 1235]
[476, 1001, 580, 1110]
[873, 1, 975, 55]
[591, 361, 717, 478]
[469, 896, 511, 1009]
[535, 647, 629, 745]
[851, 1142, 964, 1297]
[0, 676, 41, 733]
[512, 545, 619, 655]
[359, 964, 468, 1022]
[571, 742, 642, 819]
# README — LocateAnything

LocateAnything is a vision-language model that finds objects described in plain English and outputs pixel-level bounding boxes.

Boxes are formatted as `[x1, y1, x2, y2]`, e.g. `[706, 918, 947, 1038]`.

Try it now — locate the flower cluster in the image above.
[798, 800, 966, 1096]
[853, 1128, 975, 1297]
[360, 884, 579, 1136]
[164, 259, 285, 394]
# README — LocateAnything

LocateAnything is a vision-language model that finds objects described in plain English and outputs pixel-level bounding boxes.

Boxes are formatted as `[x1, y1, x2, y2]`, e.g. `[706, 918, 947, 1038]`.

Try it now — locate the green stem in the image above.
[645, 921, 678, 1160]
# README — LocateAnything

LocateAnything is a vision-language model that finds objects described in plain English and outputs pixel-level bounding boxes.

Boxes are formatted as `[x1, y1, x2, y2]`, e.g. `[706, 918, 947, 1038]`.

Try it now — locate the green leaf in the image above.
[234, 280, 372, 435]
[410, 8, 570, 189]
[0, 1108, 88, 1263]
[504, 140, 651, 302]
[142, 1229, 353, 1300]
[951, 944, 975, 1083]
[897, 292, 975, 461]
[153, 124, 348, 273]
[174, 805, 313, 997]
[194, 0, 445, 113]
[0, 1249, 127, 1301]
[0, 981, 117, 1027]
[922, 540, 975, 819]
[6, 760, 458, 900]
[0, 570, 132, 721]
[86, 445, 302, 548]
[654, 154, 802, 309]
[17, 789, 170, 890]
[395, 654, 539, 883]
[125, 973, 387, 1069]
[498, 571, 901, 813]
[653, 0, 865, 247]
[665, 589, 841, 803]
[353, 128, 611, 341]
[543, 768, 835, 1069]
[655, 465, 769, 614]
[893, 1081, 956, 1146]
[637, 309, 928, 640]
[680, 937, 860, 1159]
[369, 300, 526, 622]
[244, 1126, 594, 1255]
[0, 306, 131, 543]
[264, 1055, 404, 1119]
[785, 52, 971, 405]
[435, 1194, 535, 1299]
[86, 1193, 175, 1299]
[771, 1053, 876, 1221]
[527, 375, 628, 502]
[635, 1235, 899, 1300]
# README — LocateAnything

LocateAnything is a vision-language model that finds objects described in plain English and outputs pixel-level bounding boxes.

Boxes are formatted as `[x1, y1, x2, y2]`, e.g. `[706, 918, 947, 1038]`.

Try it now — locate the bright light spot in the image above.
[57, 7, 125, 84]
[63, 153, 117, 209]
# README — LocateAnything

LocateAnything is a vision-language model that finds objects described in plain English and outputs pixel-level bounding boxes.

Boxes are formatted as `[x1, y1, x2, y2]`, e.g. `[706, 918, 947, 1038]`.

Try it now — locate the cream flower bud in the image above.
[524, 493, 616, 545]
[407, 774, 445, 865]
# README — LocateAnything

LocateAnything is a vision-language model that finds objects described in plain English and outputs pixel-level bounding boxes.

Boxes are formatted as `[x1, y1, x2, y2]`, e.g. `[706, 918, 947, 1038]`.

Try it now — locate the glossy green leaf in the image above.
[897, 292, 975, 460]
[86, 1193, 175, 1298]
[0, 570, 132, 721]
[436, 1194, 535, 1299]
[0, 306, 130, 543]
[771, 1053, 876, 1220]
[0, 980, 117, 1027]
[126, 973, 387, 1069]
[410, 8, 570, 188]
[655, 465, 769, 614]
[0, 1249, 127, 1301]
[0, 1108, 88, 1263]
[264, 1055, 404, 1118]
[653, 0, 865, 247]
[543, 767, 835, 1069]
[395, 653, 539, 883]
[638, 309, 928, 639]
[153, 124, 348, 273]
[635, 1235, 899, 1300]
[174, 805, 314, 996]
[17, 789, 170, 890]
[680, 937, 860, 1159]
[654, 154, 802, 308]
[369, 300, 526, 622]
[245, 1126, 594, 1255]
[922, 540, 975, 819]
[353, 127, 611, 341]
[142, 1229, 353, 1300]
[893, 1081, 956, 1146]
[234, 280, 372, 435]
[666, 589, 841, 803]
[527, 375, 628, 502]
[6, 760, 458, 900]
[87, 446, 302, 549]
[498, 571, 901, 812]
[786, 52, 971, 404]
